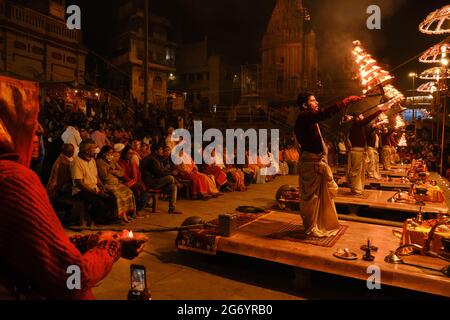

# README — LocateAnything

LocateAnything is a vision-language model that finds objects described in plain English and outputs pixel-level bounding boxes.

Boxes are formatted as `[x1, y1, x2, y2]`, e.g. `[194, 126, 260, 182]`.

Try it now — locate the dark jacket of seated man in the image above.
[141, 154, 173, 184]
[141, 145, 180, 213]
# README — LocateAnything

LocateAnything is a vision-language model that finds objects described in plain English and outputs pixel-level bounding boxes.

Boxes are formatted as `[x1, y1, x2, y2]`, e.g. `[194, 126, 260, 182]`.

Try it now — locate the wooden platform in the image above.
[336, 176, 411, 191]
[216, 211, 450, 297]
[335, 165, 408, 178]
[380, 169, 409, 177]
[334, 187, 449, 215]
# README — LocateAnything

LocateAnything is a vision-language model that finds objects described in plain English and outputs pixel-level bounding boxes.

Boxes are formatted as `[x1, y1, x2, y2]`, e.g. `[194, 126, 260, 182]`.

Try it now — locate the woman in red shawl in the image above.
[119, 144, 150, 213]
[203, 148, 230, 191]
[0, 77, 146, 299]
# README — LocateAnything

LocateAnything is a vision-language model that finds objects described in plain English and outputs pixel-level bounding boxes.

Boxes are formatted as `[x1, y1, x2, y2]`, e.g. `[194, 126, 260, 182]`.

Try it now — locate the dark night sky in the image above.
[73, 0, 449, 94]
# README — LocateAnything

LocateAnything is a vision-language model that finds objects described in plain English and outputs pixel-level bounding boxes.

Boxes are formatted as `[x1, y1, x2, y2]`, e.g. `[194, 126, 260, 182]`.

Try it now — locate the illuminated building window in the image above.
[153, 76, 163, 90]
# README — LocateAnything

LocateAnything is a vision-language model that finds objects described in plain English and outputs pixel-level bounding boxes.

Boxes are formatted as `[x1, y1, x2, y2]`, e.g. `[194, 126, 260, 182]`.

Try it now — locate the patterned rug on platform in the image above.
[267, 223, 349, 247]
[175, 212, 270, 255]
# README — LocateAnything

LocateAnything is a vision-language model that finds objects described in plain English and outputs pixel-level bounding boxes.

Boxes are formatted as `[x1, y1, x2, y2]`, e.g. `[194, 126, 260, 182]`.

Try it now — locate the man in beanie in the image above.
[294, 93, 361, 237]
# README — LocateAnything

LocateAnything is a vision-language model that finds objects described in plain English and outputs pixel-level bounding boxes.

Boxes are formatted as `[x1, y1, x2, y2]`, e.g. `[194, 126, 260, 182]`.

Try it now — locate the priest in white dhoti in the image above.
[366, 123, 382, 180]
[381, 128, 395, 169]
[294, 93, 362, 237]
[347, 109, 385, 195]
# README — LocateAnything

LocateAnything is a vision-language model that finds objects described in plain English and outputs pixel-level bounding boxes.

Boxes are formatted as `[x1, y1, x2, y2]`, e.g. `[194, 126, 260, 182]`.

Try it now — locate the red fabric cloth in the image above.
[204, 165, 227, 187]
[119, 158, 147, 197]
[0, 159, 121, 299]
[179, 172, 209, 198]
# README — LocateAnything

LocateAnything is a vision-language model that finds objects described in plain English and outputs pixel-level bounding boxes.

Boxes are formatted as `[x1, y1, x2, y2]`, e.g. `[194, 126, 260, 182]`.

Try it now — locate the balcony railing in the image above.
[0, 1, 81, 44]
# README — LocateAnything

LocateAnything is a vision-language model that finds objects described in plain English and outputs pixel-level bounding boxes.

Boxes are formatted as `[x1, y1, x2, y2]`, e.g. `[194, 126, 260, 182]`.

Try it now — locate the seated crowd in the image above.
[35, 107, 300, 226]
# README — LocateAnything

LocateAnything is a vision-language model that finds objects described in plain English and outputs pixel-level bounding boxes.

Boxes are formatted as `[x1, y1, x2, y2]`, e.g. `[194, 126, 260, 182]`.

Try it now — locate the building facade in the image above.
[109, 0, 176, 106]
[0, 0, 86, 83]
[176, 37, 240, 111]
[261, 0, 318, 103]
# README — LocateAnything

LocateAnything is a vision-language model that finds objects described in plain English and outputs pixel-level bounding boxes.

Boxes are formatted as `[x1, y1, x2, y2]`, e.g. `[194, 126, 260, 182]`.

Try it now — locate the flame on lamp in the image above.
[128, 230, 134, 238]
[398, 133, 407, 147]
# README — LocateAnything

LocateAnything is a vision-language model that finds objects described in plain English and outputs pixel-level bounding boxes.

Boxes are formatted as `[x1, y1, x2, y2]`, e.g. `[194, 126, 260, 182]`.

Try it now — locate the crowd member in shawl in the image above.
[223, 148, 246, 192]
[90, 122, 111, 149]
[264, 148, 278, 182]
[284, 145, 300, 174]
[71, 139, 116, 225]
[347, 104, 387, 195]
[295, 92, 362, 237]
[278, 146, 290, 176]
[141, 142, 151, 159]
[0, 79, 146, 299]
[246, 150, 268, 184]
[175, 149, 221, 200]
[165, 127, 178, 151]
[204, 148, 232, 192]
[240, 151, 256, 185]
[61, 117, 82, 157]
[47, 144, 75, 199]
[97, 145, 136, 223]
[130, 139, 142, 167]
[366, 122, 382, 180]
[119, 145, 150, 213]
[113, 143, 125, 163]
[141, 143, 182, 214]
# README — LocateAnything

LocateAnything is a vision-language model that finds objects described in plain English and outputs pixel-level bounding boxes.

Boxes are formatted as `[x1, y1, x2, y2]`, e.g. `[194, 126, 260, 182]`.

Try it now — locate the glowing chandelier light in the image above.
[419, 42, 450, 63]
[419, 5, 450, 35]
[416, 81, 448, 93]
[419, 67, 450, 80]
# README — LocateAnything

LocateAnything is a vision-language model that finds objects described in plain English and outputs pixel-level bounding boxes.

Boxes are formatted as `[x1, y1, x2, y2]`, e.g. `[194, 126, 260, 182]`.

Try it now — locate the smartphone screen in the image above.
[130, 265, 146, 292]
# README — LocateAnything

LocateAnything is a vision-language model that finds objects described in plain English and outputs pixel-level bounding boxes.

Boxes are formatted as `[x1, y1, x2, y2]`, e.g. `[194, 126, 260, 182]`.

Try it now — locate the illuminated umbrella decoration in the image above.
[419, 42, 450, 63]
[419, 5, 450, 35]
[416, 81, 448, 93]
[352, 40, 394, 95]
[419, 67, 450, 80]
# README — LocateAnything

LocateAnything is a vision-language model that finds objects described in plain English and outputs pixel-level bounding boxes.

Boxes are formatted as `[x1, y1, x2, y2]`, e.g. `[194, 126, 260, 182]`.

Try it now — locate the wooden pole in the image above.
[431, 94, 435, 141]
[440, 67, 448, 176]
[143, 0, 149, 119]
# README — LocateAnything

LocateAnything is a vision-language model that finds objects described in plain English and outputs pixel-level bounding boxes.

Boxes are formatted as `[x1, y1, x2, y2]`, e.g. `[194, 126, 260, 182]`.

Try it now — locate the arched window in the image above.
[153, 76, 163, 90]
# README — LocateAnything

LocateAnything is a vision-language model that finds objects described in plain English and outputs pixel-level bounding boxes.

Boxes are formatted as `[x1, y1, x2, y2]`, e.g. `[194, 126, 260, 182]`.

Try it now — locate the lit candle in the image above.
[128, 230, 134, 238]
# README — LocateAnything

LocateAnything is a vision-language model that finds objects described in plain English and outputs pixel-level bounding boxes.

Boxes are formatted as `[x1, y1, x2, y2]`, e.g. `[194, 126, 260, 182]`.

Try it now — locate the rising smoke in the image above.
[306, 0, 407, 86]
